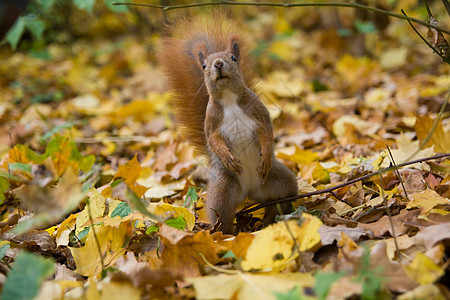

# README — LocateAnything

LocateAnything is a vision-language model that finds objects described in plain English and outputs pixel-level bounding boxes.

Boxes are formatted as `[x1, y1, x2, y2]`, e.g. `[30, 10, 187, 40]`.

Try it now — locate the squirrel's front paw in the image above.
[258, 153, 272, 184]
[222, 152, 243, 175]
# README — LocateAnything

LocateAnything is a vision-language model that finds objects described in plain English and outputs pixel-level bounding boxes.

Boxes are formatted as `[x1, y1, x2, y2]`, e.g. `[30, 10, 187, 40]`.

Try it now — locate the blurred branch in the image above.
[113, 1, 450, 35]
[442, 0, 450, 17]
[401, 9, 449, 63]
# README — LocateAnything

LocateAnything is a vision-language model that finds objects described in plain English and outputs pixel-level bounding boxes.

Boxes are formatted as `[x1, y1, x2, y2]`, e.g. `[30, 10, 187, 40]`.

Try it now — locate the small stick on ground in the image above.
[237, 153, 450, 216]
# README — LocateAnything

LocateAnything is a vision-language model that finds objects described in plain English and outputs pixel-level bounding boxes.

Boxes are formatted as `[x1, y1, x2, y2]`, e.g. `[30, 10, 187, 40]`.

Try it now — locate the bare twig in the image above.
[424, 0, 432, 18]
[277, 204, 301, 259]
[386, 145, 408, 199]
[75, 136, 155, 143]
[401, 9, 449, 63]
[442, 0, 450, 17]
[112, 1, 450, 35]
[377, 181, 401, 262]
[236, 153, 450, 216]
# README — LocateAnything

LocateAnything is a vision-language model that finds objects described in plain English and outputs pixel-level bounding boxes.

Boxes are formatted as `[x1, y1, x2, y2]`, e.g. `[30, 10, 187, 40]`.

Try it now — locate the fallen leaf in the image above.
[318, 225, 373, 246]
[158, 225, 225, 277]
[69, 221, 133, 277]
[187, 272, 314, 300]
[241, 214, 322, 271]
[404, 252, 444, 285]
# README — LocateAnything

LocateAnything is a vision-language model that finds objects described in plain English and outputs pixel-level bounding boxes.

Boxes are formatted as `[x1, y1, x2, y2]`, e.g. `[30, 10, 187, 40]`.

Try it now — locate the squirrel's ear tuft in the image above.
[227, 35, 240, 62]
[193, 42, 208, 70]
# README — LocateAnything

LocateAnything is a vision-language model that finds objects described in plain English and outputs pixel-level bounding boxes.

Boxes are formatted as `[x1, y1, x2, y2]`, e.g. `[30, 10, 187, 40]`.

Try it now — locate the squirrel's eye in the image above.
[231, 55, 237, 62]
[202, 62, 206, 69]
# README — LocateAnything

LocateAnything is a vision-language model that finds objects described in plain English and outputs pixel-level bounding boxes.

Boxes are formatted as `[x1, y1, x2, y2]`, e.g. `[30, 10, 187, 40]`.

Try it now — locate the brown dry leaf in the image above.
[114, 156, 148, 198]
[370, 242, 418, 293]
[359, 209, 420, 237]
[0, 229, 56, 253]
[415, 115, 450, 153]
[158, 224, 226, 277]
[318, 225, 373, 246]
[412, 223, 450, 250]
[427, 16, 450, 58]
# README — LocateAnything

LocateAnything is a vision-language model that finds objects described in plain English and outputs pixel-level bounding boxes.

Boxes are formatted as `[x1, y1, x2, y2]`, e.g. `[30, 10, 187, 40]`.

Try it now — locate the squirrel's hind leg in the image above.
[249, 159, 298, 227]
[206, 169, 244, 234]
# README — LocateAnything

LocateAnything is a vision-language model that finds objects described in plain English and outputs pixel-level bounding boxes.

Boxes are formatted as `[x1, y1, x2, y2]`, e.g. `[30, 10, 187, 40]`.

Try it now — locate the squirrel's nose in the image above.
[213, 59, 224, 69]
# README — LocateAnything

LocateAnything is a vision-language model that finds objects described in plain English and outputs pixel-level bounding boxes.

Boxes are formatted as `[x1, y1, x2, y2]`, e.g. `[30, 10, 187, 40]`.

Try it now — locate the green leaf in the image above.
[274, 286, 303, 300]
[183, 186, 198, 208]
[314, 271, 346, 300]
[354, 20, 376, 34]
[73, 0, 96, 14]
[37, 0, 57, 13]
[1, 251, 55, 300]
[356, 247, 384, 300]
[165, 215, 187, 230]
[24, 17, 45, 41]
[0, 244, 10, 260]
[311, 79, 329, 92]
[125, 188, 161, 222]
[8, 163, 31, 174]
[0, 177, 10, 204]
[221, 250, 236, 259]
[41, 121, 78, 142]
[5, 17, 26, 50]
[145, 225, 159, 234]
[111, 202, 133, 218]
[77, 227, 90, 241]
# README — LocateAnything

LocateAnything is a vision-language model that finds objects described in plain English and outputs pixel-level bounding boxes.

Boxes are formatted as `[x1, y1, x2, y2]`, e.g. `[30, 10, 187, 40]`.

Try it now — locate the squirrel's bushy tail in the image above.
[156, 13, 255, 153]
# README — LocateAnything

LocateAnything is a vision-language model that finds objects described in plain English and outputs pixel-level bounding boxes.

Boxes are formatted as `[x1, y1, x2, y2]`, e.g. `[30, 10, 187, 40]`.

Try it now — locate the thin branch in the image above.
[277, 204, 301, 258]
[377, 181, 401, 262]
[424, 0, 432, 18]
[386, 145, 408, 199]
[75, 136, 154, 143]
[236, 153, 450, 216]
[442, 0, 450, 17]
[401, 9, 448, 63]
[113, 1, 450, 35]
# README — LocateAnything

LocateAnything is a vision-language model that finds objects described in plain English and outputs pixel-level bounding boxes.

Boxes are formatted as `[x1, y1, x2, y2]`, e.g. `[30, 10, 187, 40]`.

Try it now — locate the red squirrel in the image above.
[157, 15, 298, 233]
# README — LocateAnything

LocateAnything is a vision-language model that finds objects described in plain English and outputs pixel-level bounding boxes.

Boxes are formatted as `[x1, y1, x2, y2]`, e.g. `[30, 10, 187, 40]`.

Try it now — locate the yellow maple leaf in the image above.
[69, 220, 132, 278]
[147, 202, 195, 231]
[404, 253, 444, 284]
[114, 155, 148, 197]
[415, 115, 450, 153]
[407, 189, 450, 217]
[241, 214, 322, 272]
[378, 134, 435, 171]
[75, 188, 106, 235]
[187, 273, 314, 300]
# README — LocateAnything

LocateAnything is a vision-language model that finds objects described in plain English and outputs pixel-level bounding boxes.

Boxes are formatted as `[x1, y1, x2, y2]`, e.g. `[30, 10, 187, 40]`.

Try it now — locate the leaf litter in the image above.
[0, 2, 449, 300]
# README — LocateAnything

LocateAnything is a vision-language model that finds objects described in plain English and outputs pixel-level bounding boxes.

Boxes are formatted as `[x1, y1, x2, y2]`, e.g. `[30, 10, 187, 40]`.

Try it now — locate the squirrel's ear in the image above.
[227, 35, 240, 62]
[193, 42, 208, 70]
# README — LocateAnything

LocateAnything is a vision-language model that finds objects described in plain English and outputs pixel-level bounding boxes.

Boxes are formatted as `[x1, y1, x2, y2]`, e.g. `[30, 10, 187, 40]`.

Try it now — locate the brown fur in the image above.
[156, 14, 255, 154]
[157, 14, 298, 234]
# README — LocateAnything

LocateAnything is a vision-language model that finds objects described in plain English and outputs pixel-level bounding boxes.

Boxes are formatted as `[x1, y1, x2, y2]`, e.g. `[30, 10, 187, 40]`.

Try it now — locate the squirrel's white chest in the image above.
[219, 90, 260, 190]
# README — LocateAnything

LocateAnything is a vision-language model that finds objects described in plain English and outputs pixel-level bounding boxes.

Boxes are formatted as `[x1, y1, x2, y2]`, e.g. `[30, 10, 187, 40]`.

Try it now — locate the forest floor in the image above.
[0, 2, 449, 300]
